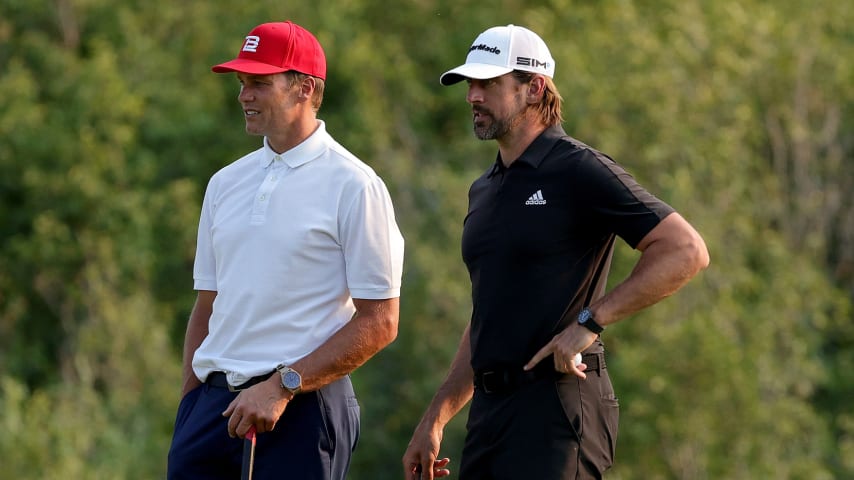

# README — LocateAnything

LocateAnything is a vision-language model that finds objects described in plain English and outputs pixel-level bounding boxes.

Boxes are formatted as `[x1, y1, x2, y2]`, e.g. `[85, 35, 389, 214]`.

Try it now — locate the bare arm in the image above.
[402, 323, 476, 480]
[594, 212, 710, 325]
[526, 212, 710, 376]
[181, 290, 215, 397]
[292, 297, 400, 391]
[224, 297, 400, 438]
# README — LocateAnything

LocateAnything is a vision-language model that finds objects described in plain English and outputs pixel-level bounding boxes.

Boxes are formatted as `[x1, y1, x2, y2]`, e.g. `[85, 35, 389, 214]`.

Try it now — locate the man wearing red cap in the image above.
[403, 25, 709, 479]
[167, 21, 404, 479]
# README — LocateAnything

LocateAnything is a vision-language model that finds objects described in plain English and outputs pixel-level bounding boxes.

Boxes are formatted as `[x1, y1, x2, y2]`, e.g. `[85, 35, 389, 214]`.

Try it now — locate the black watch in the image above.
[577, 307, 604, 334]
[276, 364, 302, 395]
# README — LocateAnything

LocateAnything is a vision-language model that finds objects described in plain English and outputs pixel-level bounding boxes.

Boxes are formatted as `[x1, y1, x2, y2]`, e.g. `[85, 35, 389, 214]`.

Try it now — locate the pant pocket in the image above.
[555, 376, 620, 474]
[595, 396, 619, 471]
[347, 395, 361, 451]
[173, 385, 203, 432]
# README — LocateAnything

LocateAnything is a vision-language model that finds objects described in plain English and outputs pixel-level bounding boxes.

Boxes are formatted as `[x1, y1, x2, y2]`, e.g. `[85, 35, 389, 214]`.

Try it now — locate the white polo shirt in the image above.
[191, 121, 404, 386]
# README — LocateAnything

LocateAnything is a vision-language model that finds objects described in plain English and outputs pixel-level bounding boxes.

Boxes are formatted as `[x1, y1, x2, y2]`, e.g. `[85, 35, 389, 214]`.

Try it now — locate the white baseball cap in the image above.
[440, 24, 555, 86]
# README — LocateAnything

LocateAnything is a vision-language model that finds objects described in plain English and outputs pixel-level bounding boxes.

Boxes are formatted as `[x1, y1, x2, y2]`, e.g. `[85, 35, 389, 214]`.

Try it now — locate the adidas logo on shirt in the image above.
[525, 190, 547, 205]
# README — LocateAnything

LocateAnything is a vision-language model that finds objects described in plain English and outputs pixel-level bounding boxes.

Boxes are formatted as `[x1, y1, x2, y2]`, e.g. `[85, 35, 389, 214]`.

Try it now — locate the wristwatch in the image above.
[577, 307, 605, 334]
[275, 364, 302, 395]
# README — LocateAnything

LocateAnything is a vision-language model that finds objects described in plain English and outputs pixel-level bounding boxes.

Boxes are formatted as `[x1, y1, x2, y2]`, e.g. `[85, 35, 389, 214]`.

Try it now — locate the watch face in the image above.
[283, 370, 301, 390]
[579, 309, 592, 323]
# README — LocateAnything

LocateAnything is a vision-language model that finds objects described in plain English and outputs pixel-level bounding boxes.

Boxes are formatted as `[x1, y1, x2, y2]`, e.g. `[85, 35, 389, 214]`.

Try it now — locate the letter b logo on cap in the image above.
[242, 35, 260, 53]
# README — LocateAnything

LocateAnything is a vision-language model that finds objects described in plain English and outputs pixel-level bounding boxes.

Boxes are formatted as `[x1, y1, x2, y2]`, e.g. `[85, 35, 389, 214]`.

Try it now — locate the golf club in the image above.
[241, 425, 257, 480]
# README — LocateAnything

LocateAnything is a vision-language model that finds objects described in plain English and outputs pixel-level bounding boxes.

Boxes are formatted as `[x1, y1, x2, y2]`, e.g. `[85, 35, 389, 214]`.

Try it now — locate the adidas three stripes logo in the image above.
[525, 190, 547, 205]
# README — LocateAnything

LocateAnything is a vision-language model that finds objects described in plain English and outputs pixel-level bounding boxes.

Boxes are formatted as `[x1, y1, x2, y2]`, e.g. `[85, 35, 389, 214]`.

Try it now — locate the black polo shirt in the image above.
[461, 125, 674, 372]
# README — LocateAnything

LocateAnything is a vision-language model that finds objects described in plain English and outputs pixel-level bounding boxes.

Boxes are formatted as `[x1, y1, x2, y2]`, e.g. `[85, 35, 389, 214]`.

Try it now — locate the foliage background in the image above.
[0, 0, 851, 478]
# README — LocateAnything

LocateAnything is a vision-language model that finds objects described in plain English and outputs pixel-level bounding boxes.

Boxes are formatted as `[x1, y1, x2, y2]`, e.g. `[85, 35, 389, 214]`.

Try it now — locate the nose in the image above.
[238, 85, 253, 103]
[466, 83, 484, 104]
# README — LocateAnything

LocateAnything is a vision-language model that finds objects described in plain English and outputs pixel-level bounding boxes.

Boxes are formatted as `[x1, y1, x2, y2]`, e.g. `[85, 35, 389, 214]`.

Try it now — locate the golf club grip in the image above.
[241, 426, 257, 480]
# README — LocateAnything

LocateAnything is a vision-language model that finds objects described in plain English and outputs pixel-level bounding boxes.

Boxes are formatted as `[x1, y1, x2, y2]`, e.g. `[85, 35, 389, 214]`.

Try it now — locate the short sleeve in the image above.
[574, 150, 674, 248]
[339, 176, 404, 299]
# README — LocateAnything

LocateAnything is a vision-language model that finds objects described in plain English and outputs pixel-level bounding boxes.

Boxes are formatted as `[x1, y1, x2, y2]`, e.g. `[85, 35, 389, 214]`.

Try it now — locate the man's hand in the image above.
[402, 323, 474, 479]
[222, 376, 292, 438]
[402, 424, 451, 480]
[524, 323, 596, 379]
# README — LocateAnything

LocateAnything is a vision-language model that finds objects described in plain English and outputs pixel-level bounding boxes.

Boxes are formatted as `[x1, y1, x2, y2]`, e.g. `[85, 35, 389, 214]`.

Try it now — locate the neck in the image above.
[496, 119, 549, 167]
[267, 117, 320, 154]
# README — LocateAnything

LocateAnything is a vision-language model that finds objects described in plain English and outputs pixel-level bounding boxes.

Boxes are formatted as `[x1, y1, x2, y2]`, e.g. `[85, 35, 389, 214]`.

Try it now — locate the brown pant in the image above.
[460, 367, 619, 479]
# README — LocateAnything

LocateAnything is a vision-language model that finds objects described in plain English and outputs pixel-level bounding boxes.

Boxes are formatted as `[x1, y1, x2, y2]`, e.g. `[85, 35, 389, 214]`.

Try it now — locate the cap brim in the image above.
[439, 63, 514, 85]
[211, 58, 288, 75]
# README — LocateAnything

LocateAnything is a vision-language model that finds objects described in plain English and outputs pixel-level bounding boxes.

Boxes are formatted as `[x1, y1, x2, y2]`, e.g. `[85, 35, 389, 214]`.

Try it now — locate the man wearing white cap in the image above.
[403, 25, 708, 479]
[166, 21, 404, 479]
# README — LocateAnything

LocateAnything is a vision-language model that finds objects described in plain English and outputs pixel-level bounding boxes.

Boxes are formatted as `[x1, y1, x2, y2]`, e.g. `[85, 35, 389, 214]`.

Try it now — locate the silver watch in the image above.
[275, 364, 302, 395]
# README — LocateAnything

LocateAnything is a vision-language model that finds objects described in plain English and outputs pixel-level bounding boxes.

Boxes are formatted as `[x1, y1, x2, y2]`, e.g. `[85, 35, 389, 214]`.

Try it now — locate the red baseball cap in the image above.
[211, 21, 326, 79]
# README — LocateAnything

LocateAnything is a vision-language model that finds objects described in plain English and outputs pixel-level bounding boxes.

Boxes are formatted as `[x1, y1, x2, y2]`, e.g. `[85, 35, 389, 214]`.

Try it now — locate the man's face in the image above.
[236, 72, 300, 138]
[466, 74, 529, 140]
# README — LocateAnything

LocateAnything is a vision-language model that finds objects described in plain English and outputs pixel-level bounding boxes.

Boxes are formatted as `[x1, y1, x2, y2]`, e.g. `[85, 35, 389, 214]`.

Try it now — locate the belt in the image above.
[206, 371, 274, 392]
[473, 353, 605, 395]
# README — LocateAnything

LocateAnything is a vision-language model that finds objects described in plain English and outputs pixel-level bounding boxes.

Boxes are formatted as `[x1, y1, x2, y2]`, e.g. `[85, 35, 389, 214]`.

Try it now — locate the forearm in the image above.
[292, 297, 399, 392]
[181, 290, 215, 396]
[403, 326, 472, 479]
[595, 213, 709, 325]
[418, 325, 475, 432]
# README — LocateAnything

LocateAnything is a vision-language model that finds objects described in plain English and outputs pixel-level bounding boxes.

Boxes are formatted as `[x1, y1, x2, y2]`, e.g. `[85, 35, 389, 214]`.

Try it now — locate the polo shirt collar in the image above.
[488, 124, 568, 177]
[259, 120, 329, 169]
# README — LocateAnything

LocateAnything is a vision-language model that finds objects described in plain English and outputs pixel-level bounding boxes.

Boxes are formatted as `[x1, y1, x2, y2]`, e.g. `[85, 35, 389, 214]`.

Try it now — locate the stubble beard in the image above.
[473, 110, 511, 141]
[472, 105, 527, 141]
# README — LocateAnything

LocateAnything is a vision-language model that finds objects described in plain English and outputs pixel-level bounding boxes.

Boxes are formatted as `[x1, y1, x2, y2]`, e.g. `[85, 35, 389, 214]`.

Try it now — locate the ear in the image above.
[526, 75, 547, 103]
[299, 76, 316, 101]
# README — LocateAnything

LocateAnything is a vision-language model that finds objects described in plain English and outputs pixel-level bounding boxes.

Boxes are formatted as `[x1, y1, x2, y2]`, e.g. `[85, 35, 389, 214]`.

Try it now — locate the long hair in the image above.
[512, 71, 563, 126]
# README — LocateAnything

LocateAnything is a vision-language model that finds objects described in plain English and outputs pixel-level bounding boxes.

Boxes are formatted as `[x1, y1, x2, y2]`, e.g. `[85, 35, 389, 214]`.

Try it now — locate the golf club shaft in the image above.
[241, 426, 257, 480]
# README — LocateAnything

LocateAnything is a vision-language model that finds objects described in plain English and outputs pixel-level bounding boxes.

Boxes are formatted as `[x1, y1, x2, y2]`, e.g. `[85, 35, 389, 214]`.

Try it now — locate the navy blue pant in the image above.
[460, 366, 619, 479]
[167, 375, 360, 480]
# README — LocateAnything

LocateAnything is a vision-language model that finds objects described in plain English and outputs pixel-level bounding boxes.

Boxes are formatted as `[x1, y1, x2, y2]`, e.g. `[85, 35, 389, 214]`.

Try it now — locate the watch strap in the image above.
[578, 308, 605, 334]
